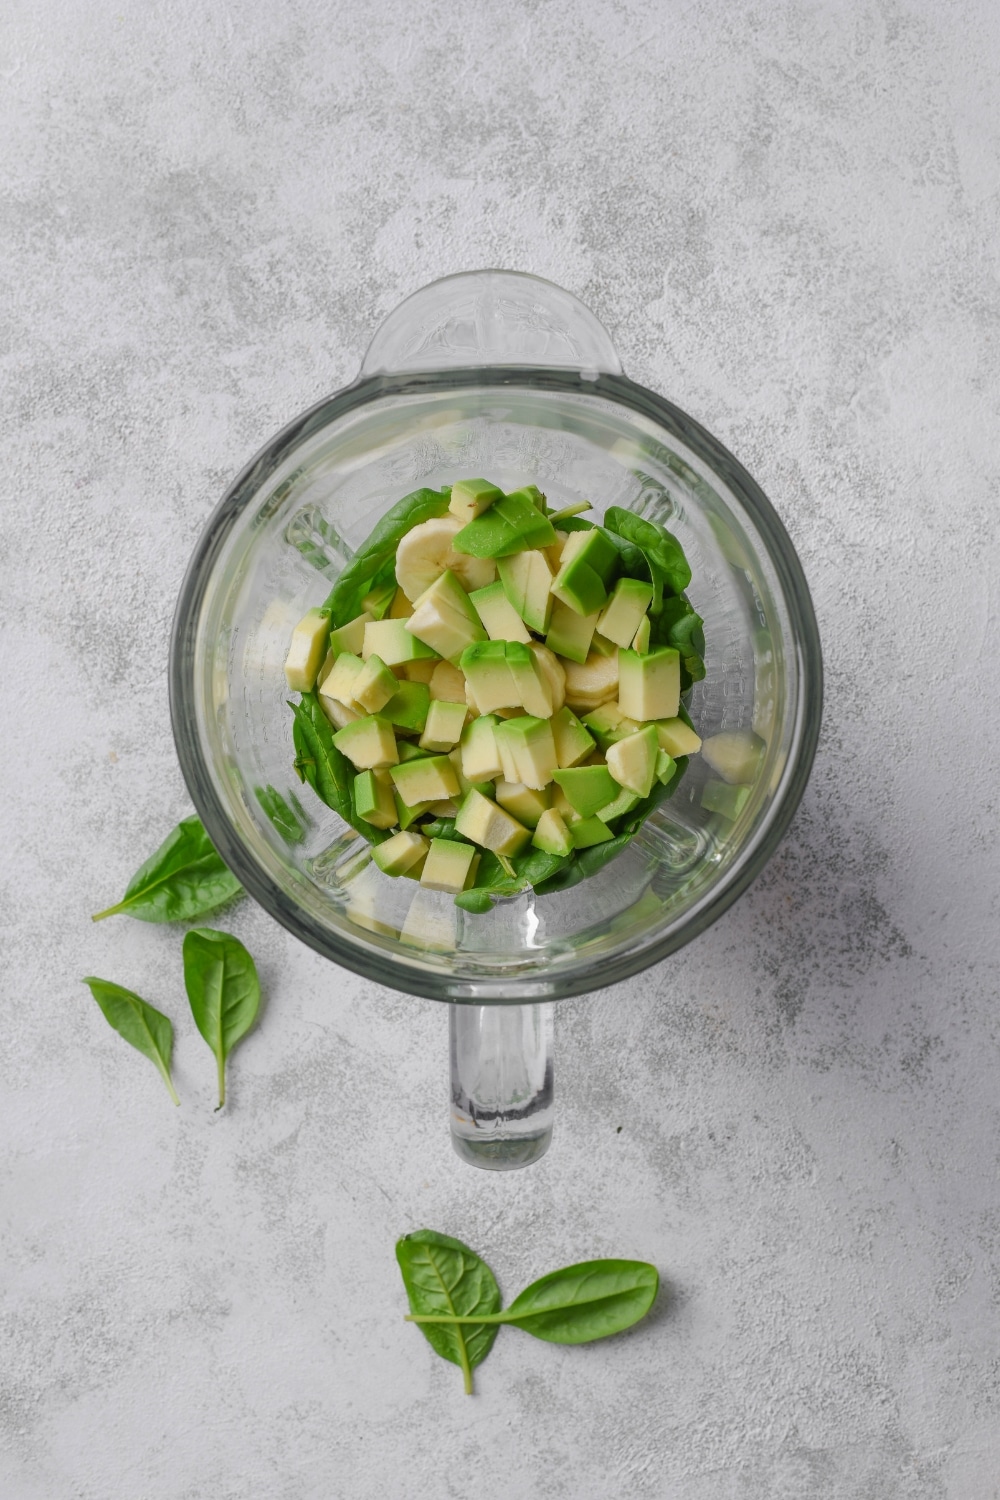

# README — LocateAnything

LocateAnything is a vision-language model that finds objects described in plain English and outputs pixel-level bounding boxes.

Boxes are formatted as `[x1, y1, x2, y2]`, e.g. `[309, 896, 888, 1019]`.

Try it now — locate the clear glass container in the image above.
[169, 271, 822, 1168]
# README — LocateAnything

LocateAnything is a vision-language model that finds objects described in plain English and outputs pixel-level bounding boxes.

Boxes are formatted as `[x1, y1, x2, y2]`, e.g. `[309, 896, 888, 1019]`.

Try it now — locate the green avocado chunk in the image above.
[451, 488, 557, 559]
[550, 527, 619, 616]
[379, 681, 431, 733]
[551, 764, 620, 817]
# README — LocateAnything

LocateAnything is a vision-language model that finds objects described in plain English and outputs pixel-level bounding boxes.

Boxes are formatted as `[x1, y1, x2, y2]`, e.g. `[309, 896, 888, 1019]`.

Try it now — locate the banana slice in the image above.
[563, 649, 620, 711]
[395, 516, 496, 602]
[528, 641, 566, 715]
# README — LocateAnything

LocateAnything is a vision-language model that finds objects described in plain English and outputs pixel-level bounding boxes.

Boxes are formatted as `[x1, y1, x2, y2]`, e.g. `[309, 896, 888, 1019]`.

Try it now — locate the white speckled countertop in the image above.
[4, 2, 1000, 1495]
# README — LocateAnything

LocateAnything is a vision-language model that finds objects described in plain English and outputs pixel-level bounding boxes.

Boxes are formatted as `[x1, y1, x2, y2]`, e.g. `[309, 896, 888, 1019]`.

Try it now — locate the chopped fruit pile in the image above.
[284, 480, 707, 911]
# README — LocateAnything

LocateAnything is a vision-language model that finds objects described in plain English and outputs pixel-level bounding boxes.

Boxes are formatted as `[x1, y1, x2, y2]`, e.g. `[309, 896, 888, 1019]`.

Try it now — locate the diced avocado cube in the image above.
[397, 740, 432, 762]
[551, 764, 619, 817]
[429, 660, 467, 701]
[318, 650, 364, 709]
[372, 830, 429, 876]
[328, 611, 374, 657]
[632, 615, 651, 654]
[497, 548, 554, 633]
[284, 608, 330, 692]
[390, 754, 460, 806]
[569, 815, 615, 849]
[459, 715, 502, 784]
[506, 484, 547, 510]
[549, 705, 595, 768]
[448, 747, 493, 800]
[353, 653, 397, 713]
[531, 807, 574, 857]
[655, 748, 677, 785]
[360, 579, 397, 620]
[397, 658, 437, 684]
[419, 699, 468, 752]
[379, 681, 430, 733]
[597, 577, 654, 648]
[550, 527, 619, 616]
[494, 715, 558, 790]
[618, 647, 680, 722]
[506, 641, 553, 717]
[389, 588, 414, 618]
[353, 769, 397, 829]
[449, 478, 504, 524]
[655, 717, 703, 757]
[319, 695, 359, 730]
[420, 837, 478, 894]
[363, 618, 439, 667]
[545, 599, 600, 665]
[595, 785, 642, 822]
[580, 701, 641, 751]
[394, 790, 434, 829]
[459, 640, 521, 714]
[702, 731, 765, 785]
[589, 631, 618, 658]
[451, 488, 558, 559]
[701, 781, 752, 820]
[406, 570, 486, 663]
[469, 581, 532, 644]
[332, 715, 398, 770]
[454, 788, 531, 856]
[606, 723, 660, 797]
[495, 780, 552, 829]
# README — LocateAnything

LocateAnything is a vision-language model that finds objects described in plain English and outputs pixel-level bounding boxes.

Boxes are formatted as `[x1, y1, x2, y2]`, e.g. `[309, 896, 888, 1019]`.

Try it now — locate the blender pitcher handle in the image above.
[359, 270, 622, 378]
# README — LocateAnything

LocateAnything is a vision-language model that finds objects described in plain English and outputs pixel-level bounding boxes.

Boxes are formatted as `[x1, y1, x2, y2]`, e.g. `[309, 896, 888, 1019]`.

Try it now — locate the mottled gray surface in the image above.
[3, 0, 1000, 1495]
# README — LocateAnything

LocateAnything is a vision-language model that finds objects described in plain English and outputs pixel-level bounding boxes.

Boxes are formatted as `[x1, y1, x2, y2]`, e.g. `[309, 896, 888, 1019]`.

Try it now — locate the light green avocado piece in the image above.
[701, 781, 752, 820]
[551, 764, 620, 818]
[332, 715, 398, 770]
[701, 730, 765, 785]
[353, 770, 397, 829]
[506, 640, 553, 717]
[655, 717, 703, 757]
[372, 830, 429, 876]
[550, 705, 595, 767]
[569, 815, 615, 849]
[580, 702, 641, 751]
[550, 527, 619, 616]
[655, 748, 677, 785]
[419, 837, 478, 894]
[454, 787, 531, 856]
[379, 681, 431, 733]
[497, 548, 555, 633]
[596, 577, 654, 649]
[328, 610, 374, 657]
[469, 580, 532, 643]
[459, 640, 521, 713]
[632, 615, 651, 653]
[531, 807, 574, 857]
[393, 790, 434, 830]
[397, 739, 432, 762]
[618, 646, 680, 722]
[595, 785, 642, 822]
[363, 617, 438, 666]
[606, 723, 660, 797]
[495, 780, 552, 829]
[545, 599, 600, 665]
[494, 715, 558, 790]
[390, 754, 460, 806]
[352, 653, 397, 713]
[418, 699, 468, 752]
[406, 570, 486, 663]
[451, 488, 557, 559]
[459, 713, 504, 782]
[318, 650, 364, 708]
[589, 630, 618, 658]
[448, 478, 504, 524]
[284, 607, 330, 692]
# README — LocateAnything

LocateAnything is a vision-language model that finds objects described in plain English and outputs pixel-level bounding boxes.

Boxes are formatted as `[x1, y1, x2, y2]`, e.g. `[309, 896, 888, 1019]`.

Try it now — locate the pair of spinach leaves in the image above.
[397, 1229, 659, 1394]
[88, 818, 259, 1106]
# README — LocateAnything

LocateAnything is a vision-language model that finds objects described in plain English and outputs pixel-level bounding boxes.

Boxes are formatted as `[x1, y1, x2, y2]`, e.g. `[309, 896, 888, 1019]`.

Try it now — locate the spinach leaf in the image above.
[453, 846, 570, 911]
[91, 816, 242, 924]
[532, 837, 633, 896]
[289, 693, 389, 844]
[603, 507, 692, 598]
[653, 596, 706, 683]
[498, 1259, 659, 1344]
[396, 1230, 502, 1395]
[254, 784, 307, 845]
[321, 487, 450, 626]
[454, 888, 493, 914]
[82, 977, 180, 1105]
[182, 928, 261, 1109]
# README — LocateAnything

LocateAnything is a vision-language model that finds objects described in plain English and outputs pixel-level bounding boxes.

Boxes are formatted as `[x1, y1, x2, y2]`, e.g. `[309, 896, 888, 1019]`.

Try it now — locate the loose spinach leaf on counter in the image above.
[321, 486, 451, 627]
[398, 1231, 659, 1392]
[91, 816, 242, 924]
[396, 1230, 502, 1396]
[183, 928, 261, 1109]
[82, 977, 180, 1105]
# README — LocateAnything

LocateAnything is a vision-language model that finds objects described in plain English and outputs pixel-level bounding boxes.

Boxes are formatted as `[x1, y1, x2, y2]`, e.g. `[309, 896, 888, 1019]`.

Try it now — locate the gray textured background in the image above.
[3, 1, 1000, 1496]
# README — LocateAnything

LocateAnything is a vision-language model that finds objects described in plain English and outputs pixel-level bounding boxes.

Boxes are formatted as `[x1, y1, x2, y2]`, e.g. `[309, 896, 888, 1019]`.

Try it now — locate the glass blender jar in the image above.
[170, 271, 822, 1168]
